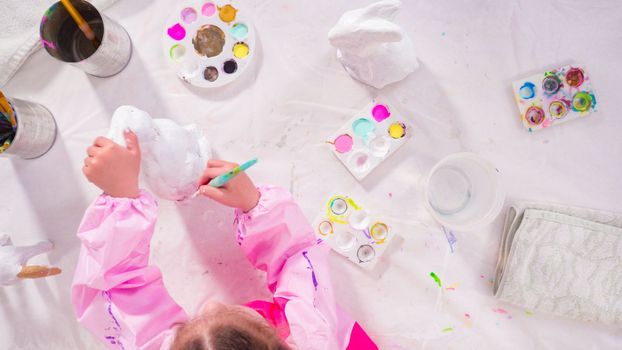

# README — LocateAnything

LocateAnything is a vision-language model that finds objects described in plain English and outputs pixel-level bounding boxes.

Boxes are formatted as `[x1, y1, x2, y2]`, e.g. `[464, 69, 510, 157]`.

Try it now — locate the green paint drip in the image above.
[430, 272, 442, 287]
[524, 310, 534, 316]
[442, 327, 453, 332]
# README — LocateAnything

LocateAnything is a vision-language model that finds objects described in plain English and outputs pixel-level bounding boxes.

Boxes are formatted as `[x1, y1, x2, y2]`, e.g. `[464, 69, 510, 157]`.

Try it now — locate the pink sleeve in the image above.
[72, 191, 187, 350]
[234, 185, 317, 288]
[235, 186, 377, 349]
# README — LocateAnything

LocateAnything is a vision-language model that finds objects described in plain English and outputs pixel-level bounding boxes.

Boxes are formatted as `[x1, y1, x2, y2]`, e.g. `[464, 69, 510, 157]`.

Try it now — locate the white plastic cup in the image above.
[0, 98, 57, 159]
[40, 0, 132, 77]
[424, 153, 504, 231]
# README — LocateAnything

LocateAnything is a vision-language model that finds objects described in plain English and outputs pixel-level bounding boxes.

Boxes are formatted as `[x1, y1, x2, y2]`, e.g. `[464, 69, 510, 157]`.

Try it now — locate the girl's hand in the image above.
[197, 159, 260, 212]
[83, 131, 141, 198]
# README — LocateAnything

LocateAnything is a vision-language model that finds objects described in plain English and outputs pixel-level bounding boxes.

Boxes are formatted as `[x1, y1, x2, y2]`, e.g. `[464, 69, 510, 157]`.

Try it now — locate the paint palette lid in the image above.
[162, 0, 256, 88]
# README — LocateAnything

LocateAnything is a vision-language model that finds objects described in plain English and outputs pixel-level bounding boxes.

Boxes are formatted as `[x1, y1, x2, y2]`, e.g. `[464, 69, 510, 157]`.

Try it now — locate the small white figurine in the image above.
[0, 234, 61, 286]
[328, 0, 419, 89]
[107, 105, 212, 201]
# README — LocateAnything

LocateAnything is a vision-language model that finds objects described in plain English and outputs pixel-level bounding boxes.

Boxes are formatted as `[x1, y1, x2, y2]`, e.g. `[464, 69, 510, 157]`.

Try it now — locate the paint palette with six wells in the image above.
[512, 64, 597, 131]
[313, 195, 394, 269]
[163, 0, 255, 88]
[329, 99, 411, 180]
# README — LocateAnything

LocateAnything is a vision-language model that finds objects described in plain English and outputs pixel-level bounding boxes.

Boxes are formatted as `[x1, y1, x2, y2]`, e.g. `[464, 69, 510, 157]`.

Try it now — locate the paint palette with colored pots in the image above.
[512, 64, 597, 131]
[329, 100, 411, 180]
[313, 195, 394, 269]
[163, 0, 255, 88]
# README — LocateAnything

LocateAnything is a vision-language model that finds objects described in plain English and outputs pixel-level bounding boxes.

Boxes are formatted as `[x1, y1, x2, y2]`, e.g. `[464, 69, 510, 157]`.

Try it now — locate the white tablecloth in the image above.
[1, 0, 621, 349]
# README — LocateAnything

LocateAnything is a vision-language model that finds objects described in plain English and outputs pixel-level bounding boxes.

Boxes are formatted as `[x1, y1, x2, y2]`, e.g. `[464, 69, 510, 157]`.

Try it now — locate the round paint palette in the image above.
[162, 0, 255, 88]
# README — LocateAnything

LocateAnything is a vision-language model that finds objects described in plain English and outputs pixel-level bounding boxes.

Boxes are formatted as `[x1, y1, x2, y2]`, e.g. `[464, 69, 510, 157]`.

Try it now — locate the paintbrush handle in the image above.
[208, 158, 258, 188]
[0, 139, 12, 153]
[60, 0, 96, 41]
[17, 265, 62, 279]
[0, 125, 16, 135]
[0, 92, 16, 127]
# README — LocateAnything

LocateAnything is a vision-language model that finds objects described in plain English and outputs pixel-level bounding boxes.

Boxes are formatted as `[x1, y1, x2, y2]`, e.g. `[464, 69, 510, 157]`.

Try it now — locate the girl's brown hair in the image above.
[171, 313, 289, 350]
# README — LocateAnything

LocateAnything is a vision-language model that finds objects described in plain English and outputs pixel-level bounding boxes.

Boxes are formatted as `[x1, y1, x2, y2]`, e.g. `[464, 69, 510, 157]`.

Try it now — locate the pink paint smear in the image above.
[41, 39, 56, 49]
[445, 283, 459, 291]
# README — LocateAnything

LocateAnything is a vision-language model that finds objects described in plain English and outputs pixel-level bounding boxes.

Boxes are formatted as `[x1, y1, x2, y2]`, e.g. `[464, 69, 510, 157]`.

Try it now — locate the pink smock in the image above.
[72, 186, 378, 350]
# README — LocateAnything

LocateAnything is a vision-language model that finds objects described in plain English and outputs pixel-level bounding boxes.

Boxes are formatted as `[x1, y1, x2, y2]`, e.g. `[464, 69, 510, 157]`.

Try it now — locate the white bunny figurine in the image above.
[0, 234, 61, 286]
[328, 0, 418, 89]
[107, 105, 212, 201]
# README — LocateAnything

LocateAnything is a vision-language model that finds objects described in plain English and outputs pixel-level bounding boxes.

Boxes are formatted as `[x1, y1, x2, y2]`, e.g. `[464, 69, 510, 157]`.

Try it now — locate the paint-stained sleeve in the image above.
[233, 185, 317, 286]
[71, 191, 187, 350]
[234, 186, 378, 349]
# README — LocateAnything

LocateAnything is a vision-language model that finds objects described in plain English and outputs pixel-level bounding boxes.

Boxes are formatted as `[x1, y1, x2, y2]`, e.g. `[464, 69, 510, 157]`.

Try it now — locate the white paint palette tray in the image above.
[329, 99, 411, 180]
[512, 64, 597, 131]
[162, 0, 255, 87]
[313, 195, 394, 269]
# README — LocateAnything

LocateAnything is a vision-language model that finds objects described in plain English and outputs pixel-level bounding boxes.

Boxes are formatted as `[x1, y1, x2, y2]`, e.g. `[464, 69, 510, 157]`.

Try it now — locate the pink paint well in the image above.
[334, 134, 353, 153]
[202, 2, 216, 16]
[167, 23, 186, 41]
[181, 7, 198, 23]
[372, 104, 390, 122]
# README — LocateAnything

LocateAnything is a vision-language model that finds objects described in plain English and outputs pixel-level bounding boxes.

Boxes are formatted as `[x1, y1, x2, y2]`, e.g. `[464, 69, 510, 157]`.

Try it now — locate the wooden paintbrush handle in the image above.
[60, 0, 98, 42]
[79, 23, 96, 41]
[17, 265, 62, 279]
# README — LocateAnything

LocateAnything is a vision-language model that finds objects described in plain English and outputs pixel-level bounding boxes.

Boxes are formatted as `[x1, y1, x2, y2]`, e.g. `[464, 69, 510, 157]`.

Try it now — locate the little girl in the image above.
[73, 131, 378, 350]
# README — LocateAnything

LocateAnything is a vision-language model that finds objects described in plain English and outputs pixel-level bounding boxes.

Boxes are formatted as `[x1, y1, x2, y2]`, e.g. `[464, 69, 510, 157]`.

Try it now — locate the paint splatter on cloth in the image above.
[103, 291, 125, 349]
[441, 226, 457, 252]
[430, 272, 442, 288]
[302, 251, 318, 291]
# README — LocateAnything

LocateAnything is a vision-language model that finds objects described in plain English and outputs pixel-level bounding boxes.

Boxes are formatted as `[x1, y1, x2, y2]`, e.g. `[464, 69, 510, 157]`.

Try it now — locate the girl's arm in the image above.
[73, 133, 187, 349]
[197, 161, 377, 349]
[234, 186, 377, 350]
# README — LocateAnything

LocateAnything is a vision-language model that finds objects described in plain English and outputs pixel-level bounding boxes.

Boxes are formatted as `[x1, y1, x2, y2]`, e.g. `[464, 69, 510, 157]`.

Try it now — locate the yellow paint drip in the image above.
[388, 122, 406, 139]
[218, 4, 237, 23]
[445, 282, 459, 290]
[233, 42, 249, 58]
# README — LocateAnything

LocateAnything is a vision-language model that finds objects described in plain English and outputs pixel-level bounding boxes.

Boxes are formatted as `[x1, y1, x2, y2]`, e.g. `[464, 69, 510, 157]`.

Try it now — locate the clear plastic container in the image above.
[424, 153, 504, 231]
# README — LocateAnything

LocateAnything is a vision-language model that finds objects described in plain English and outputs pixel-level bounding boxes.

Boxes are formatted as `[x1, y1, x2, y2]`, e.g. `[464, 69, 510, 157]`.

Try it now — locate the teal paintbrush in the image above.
[193, 158, 258, 198]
